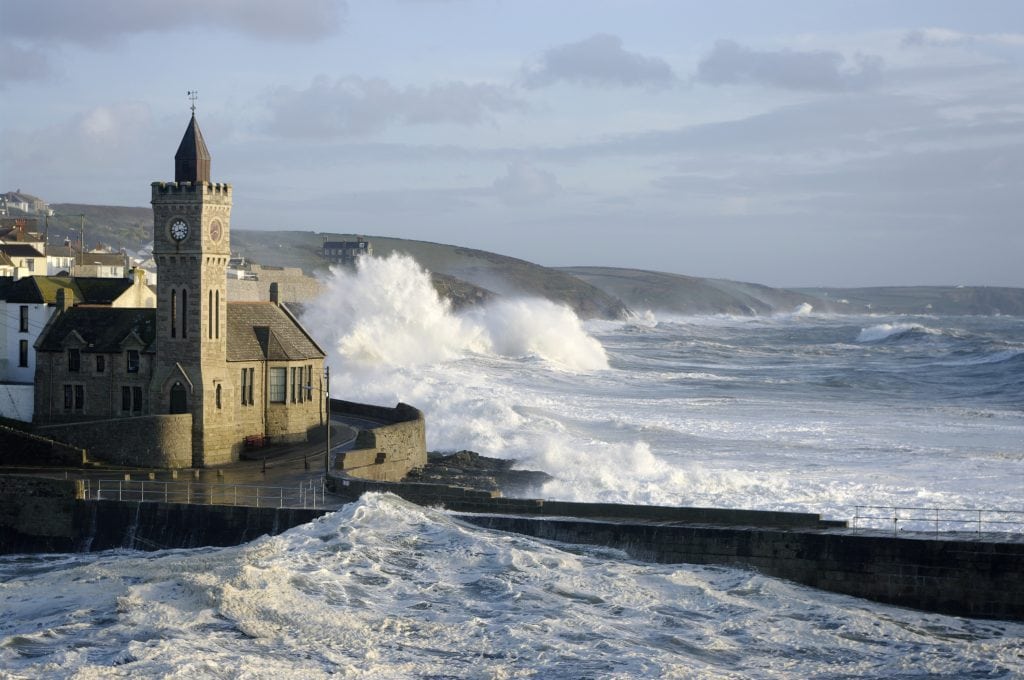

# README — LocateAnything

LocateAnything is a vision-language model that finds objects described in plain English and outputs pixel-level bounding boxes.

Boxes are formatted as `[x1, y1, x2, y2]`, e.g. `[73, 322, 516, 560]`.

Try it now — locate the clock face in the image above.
[209, 219, 222, 242]
[170, 219, 189, 242]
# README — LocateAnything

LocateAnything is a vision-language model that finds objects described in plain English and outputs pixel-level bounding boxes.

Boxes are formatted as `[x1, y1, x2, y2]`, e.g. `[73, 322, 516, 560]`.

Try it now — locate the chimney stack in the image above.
[269, 282, 280, 305]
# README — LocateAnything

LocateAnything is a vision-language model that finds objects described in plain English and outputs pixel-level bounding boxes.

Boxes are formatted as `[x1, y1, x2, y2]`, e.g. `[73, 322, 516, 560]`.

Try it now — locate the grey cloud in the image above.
[492, 162, 561, 205]
[523, 34, 676, 89]
[265, 76, 526, 138]
[902, 28, 1024, 48]
[0, 43, 52, 86]
[696, 39, 883, 91]
[0, 0, 344, 45]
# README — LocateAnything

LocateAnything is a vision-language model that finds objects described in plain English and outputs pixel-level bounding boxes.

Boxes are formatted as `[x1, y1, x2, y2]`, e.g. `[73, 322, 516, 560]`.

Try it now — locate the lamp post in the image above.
[324, 365, 330, 476]
[305, 365, 332, 476]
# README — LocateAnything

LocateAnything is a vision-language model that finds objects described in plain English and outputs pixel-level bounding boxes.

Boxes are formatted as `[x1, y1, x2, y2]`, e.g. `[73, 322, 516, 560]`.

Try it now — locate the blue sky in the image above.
[2, 0, 1022, 287]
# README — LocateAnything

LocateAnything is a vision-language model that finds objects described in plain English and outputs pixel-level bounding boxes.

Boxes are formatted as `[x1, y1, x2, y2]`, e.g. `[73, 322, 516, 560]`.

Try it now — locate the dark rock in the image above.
[408, 450, 553, 496]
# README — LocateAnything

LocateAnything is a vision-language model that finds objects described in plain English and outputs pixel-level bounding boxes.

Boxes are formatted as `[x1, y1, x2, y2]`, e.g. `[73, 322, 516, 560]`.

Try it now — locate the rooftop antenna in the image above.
[187, 90, 198, 115]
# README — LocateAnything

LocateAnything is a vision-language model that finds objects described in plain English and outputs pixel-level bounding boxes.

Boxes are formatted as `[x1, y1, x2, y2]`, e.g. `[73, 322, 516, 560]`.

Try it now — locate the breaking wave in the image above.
[856, 322, 943, 343]
[304, 254, 607, 372]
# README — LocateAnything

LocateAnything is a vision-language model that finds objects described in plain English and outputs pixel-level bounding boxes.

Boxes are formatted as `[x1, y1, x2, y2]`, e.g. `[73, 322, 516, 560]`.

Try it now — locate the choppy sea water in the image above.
[3, 255, 1023, 677]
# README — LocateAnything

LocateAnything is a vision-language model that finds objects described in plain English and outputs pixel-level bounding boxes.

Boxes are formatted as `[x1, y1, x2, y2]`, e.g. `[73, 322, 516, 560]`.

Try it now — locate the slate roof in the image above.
[73, 277, 134, 303]
[36, 307, 156, 353]
[75, 251, 127, 267]
[0, 276, 134, 304]
[175, 114, 211, 183]
[0, 243, 44, 258]
[226, 302, 326, 362]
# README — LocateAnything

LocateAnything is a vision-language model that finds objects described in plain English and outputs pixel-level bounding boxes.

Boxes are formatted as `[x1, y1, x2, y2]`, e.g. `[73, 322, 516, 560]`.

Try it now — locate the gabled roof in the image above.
[0, 243, 44, 258]
[174, 114, 211, 183]
[73, 277, 133, 304]
[226, 302, 326, 362]
[36, 307, 156, 353]
[0, 276, 74, 303]
[0, 275, 133, 304]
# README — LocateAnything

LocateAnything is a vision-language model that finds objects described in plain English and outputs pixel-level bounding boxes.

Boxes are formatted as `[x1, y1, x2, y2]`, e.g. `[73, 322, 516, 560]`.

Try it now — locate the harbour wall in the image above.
[2, 474, 1022, 621]
[331, 400, 427, 482]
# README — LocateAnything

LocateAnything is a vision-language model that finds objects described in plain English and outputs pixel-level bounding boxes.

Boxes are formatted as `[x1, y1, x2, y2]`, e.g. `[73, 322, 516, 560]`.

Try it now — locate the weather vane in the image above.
[187, 90, 198, 114]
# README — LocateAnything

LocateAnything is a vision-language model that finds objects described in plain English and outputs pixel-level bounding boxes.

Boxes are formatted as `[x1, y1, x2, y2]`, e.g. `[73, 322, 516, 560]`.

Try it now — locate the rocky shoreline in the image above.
[404, 450, 553, 496]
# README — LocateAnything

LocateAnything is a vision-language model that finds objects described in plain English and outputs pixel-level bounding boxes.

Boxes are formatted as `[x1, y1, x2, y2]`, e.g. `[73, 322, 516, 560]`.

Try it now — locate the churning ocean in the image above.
[2, 254, 1023, 678]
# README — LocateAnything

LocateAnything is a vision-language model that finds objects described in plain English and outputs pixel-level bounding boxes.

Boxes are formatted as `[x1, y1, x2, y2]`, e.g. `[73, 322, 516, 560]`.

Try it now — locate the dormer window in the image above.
[68, 348, 80, 372]
[127, 349, 140, 373]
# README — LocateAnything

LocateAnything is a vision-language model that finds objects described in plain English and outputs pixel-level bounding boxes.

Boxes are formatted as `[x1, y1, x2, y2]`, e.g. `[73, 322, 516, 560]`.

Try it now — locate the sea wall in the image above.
[3, 475, 1022, 621]
[35, 414, 193, 468]
[331, 400, 427, 482]
[461, 514, 1024, 621]
[0, 476, 83, 553]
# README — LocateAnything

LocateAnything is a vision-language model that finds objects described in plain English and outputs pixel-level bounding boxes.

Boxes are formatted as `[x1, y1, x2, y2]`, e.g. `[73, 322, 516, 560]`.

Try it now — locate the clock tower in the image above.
[151, 111, 234, 466]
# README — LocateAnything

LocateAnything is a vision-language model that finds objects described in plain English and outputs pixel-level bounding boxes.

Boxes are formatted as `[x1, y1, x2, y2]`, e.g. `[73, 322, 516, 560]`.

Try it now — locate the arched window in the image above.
[169, 381, 187, 414]
[215, 383, 222, 409]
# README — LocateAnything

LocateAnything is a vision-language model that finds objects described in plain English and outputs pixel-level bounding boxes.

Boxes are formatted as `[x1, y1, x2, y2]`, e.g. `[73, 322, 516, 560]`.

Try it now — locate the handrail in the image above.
[851, 505, 1024, 535]
[81, 476, 327, 510]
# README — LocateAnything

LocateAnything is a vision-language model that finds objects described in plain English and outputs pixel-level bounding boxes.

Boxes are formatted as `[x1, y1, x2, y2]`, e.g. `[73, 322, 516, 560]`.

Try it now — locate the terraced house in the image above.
[33, 113, 327, 467]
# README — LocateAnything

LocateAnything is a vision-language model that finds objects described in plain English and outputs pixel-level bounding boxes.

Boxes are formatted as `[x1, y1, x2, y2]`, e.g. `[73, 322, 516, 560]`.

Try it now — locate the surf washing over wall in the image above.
[302, 254, 1024, 518]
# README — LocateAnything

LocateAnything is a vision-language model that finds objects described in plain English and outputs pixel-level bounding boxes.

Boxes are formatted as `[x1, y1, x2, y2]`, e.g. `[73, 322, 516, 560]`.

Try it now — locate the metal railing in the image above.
[851, 505, 1024, 535]
[82, 476, 327, 509]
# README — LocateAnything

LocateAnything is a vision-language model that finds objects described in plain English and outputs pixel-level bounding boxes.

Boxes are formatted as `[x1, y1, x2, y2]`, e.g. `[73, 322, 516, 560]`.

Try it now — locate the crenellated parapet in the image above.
[151, 181, 232, 198]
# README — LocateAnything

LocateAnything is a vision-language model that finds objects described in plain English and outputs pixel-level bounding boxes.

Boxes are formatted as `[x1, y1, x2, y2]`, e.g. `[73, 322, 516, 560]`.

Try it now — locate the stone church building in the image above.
[33, 114, 327, 467]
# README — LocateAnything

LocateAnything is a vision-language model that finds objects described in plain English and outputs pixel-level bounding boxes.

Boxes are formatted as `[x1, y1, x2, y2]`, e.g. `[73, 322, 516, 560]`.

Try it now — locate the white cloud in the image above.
[492, 162, 561, 205]
[523, 34, 676, 89]
[265, 76, 526, 138]
[696, 39, 883, 91]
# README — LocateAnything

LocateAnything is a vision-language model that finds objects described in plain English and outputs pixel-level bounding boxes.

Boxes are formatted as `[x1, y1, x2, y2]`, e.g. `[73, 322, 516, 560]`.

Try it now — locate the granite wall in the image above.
[36, 414, 193, 468]
[331, 400, 427, 482]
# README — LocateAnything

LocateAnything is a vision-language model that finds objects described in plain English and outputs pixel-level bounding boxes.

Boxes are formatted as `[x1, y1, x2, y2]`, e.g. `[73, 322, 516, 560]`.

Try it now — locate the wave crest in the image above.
[303, 253, 607, 371]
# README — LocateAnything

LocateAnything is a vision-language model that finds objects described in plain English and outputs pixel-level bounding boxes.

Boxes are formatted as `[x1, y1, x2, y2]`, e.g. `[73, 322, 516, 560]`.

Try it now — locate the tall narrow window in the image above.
[215, 290, 220, 339]
[68, 348, 80, 372]
[247, 367, 254, 405]
[19, 306, 28, 332]
[181, 289, 188, 338]
[74, 385, 84, 410]
[269, 368, 286, 403]
[95, 355, 105, 373]
[122, 386, 131, 412]
[18, 340, 28, 367]
[133, 386, 142, 414]
[171, 289, 177, 337]
[241, 368, 248, 405]
[208, 290, 213, 339]
[126, 350, 140, 373]
[64, 385, 73, 410]
[290, 367, 296, 403]
[216, 383, 222, 409]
